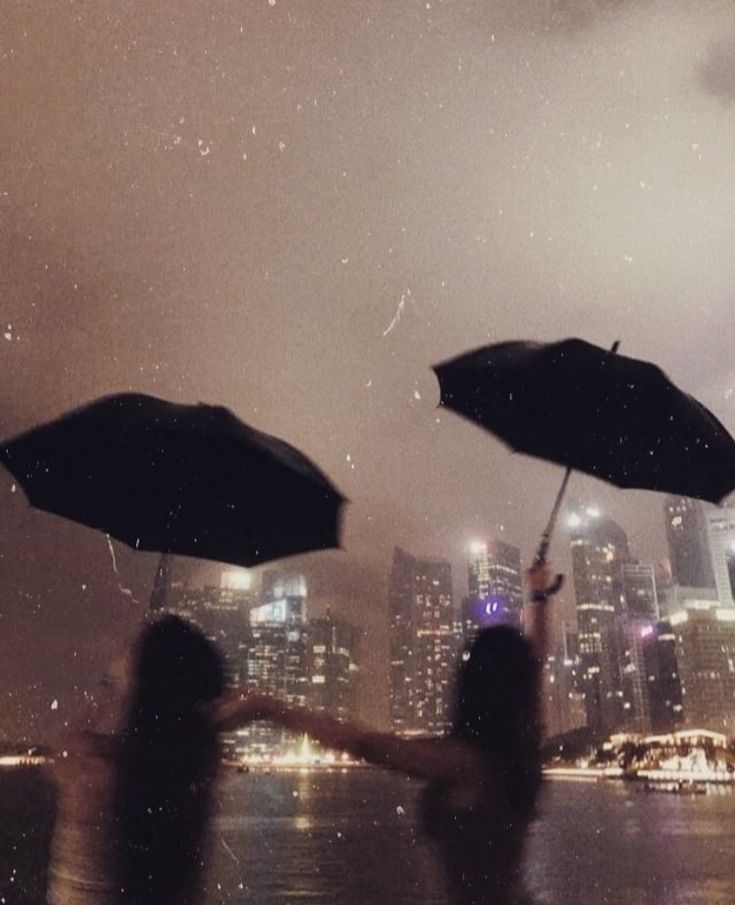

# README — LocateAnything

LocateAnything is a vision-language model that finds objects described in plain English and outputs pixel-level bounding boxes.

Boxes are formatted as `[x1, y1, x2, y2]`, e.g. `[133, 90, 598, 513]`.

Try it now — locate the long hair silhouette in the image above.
[453, 625, 542, 812]
[115, 615, 225, 905]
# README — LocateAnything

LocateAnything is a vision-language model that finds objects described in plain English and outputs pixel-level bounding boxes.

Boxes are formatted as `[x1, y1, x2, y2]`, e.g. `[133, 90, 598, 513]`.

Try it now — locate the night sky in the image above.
[2, 0, 735, 740]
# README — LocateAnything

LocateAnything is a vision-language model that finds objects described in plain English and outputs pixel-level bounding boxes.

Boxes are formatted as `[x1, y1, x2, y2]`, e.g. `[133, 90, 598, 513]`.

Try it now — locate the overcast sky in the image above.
[2, 0, 735, 737]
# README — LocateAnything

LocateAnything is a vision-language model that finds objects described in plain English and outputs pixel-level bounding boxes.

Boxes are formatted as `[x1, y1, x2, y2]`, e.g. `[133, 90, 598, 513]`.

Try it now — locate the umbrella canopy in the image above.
[433, 338, 735, 505]
[0, 393, 345, 568]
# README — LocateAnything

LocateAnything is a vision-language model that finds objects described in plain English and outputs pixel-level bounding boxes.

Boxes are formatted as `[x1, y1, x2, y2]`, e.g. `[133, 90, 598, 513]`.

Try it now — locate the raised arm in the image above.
[216, 692, 482, 784]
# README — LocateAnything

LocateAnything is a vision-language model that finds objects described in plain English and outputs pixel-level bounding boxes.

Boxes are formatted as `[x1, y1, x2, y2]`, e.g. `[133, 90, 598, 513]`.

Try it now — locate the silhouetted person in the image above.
[47, 615, 225, 905]
[221, 563, 559, 905]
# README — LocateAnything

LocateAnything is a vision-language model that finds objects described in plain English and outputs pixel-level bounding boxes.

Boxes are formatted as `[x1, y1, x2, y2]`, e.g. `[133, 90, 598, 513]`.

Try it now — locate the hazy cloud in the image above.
[465, 0, 640, 34]
[698, 36, 735, 102]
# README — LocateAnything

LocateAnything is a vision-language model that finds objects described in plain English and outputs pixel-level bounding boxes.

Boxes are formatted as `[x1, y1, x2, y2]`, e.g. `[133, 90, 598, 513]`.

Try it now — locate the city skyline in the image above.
[4, 490, 735, 741]
[136, 494, 735, 745]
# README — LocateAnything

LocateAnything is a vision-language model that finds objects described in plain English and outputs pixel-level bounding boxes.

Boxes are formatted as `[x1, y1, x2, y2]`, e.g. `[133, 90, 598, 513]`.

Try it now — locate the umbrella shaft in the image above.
[536, 466, 572, 564]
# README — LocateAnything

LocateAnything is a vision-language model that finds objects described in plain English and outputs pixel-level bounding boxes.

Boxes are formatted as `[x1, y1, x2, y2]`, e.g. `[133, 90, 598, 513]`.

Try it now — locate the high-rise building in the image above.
[464, 538, 523, 633]
[237, 572, 309, 758]
[622, 563, 659, 621]
[244, 572, 308, 702]
[542, 645, 587, 740]
[166, 572, 254, 685]
[670, 606, 735, 734]
[618, 618, 652, 733]
[705, 506, 735, 606]
[641, 621, 684, 734]
[307, 612, 360, 720]
[389, 548, 455, 735]
[568, 509, 630, 738]
[659, 585, 719, 619]
[664, 497, 715, 590]
[198, 571, 255, 681]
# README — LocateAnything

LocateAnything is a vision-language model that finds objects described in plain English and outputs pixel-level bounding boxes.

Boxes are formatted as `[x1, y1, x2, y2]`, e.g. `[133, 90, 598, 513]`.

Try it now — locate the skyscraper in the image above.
[464, 538, 523, 634]
[664, 496, 715, 590]
[568, 510, 630, 738]
[167, 571, 254, 685]
[670, 607, 735, 734]
[238, 572, 309, 758]
[617, 619, 647, 733]
[705, 506, 735, 606]
[198, 570, 255, 681]
[307, 612, 360, 720]
[542, 643, 587, 740]
[389, 547, 455, 735]
[641, 621, 684, 734]
[622, 563, 659, 621]
[244, 571, 309, 703]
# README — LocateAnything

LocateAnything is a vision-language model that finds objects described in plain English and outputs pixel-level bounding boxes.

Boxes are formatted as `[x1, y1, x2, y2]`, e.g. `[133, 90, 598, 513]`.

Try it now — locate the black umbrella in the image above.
[0, 393, 345, 572]
[433, 338, 735, 561]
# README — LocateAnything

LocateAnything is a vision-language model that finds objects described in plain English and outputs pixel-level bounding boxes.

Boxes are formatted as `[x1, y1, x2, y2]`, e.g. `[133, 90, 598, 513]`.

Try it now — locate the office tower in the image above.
[670, 607, 735, 734]
[706, 506, 735, 605]
[664, 496, 715, 590]
[653, 559, 674, 606]
[542, 644, 587, 740]
[618, 618, 653, 733]
[196, 571, 255, 682]
[622, 563, 659, 621]
[237, 572, 309, 758]
[219, 569, 255, 605]
[641, 621, 684, 734]
[307, 612, 360, 720]
[244, 572, 308, 703]
[389, 548, 455, 735]
[464, 538, 523, 634]
[659, 585, 719, 618]
[261, 570, 309, 612]
[165, 572, 254, 684]
[568, 509, 630, 738]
